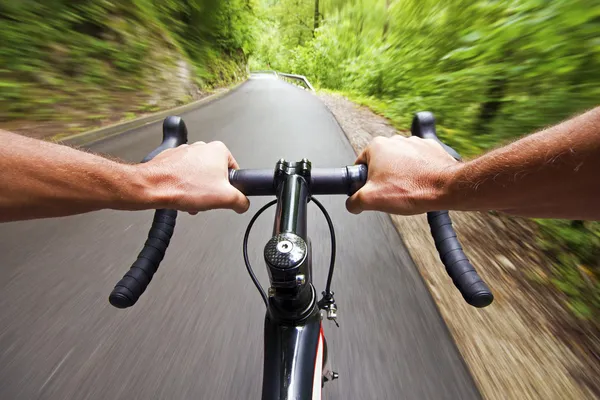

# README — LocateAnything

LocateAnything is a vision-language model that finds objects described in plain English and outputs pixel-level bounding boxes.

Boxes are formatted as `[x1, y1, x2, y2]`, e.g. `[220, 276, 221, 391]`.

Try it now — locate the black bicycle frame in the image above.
[262, 312, 322, 399]
[261, 159, 323, 400]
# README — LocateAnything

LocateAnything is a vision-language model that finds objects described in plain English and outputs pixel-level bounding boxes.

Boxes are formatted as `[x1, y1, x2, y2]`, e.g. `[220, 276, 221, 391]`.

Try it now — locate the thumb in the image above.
[346, 183, 371, 214]
[225, 186, 250, 214]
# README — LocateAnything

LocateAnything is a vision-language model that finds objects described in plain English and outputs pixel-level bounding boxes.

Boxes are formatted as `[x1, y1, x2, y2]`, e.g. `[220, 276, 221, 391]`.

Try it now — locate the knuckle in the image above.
[210, 140, 227, 150]
[372, 136, 387, 146]
[408, 136, 425, 147]
[424, 138, 441, 148]
[368, 137, 388, 153]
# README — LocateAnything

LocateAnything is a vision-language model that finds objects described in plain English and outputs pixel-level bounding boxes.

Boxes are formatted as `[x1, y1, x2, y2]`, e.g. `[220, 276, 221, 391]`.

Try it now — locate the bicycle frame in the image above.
[262, 310, 323, 399]
[261, 159, 325, 400]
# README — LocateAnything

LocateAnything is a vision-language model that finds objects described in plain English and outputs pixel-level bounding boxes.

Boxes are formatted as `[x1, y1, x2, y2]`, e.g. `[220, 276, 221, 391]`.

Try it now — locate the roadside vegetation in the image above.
[0, 0, 256, 137]
[251, 0, 600, 326]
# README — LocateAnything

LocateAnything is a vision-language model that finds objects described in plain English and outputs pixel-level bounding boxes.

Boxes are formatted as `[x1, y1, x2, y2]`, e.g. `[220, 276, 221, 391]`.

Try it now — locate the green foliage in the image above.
[536, 220, 600, 320]
[253, 0, 600, 320]
[253, 0, 599, 153]
[154, 0, 256, 79]
[0, 0, 256, 122]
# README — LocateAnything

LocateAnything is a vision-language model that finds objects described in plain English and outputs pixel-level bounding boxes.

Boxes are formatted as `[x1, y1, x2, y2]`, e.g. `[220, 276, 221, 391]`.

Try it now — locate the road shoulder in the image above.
[318, 92, 594, 400]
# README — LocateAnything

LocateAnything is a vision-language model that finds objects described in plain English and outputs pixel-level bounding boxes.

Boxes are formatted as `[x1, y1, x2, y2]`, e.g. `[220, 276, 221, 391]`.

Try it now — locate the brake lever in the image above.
[411, 112, 461, 161]
[143, 116, 188, 162]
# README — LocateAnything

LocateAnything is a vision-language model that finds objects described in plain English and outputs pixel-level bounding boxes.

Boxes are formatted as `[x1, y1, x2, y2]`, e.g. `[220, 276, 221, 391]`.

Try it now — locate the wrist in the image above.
[431, 162, 463, 211]
[119, 163, 173, 210]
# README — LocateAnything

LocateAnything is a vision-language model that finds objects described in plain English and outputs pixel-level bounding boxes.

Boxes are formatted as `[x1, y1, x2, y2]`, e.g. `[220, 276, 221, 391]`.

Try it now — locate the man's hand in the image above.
[346, 136, 458, 215]
[140, 141, 249, 214]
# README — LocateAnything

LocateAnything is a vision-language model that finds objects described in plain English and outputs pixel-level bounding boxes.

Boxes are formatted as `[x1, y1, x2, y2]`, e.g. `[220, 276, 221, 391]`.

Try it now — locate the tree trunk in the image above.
[474, 78, 507, 135]
[383, 0, 391, 39]
[313, 0, 320, 34]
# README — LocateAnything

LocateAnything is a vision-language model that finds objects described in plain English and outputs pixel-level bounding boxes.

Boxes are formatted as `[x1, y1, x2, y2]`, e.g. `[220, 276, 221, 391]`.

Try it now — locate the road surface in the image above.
[0, 75, 481, 399]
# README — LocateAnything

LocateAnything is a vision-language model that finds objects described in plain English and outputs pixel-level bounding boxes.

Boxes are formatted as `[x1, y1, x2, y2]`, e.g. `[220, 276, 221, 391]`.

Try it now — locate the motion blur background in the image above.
[1, 0, 599, 399]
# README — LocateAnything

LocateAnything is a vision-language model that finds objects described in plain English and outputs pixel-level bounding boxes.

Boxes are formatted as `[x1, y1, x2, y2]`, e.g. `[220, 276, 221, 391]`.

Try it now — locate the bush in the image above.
[0, 0, 256, 122]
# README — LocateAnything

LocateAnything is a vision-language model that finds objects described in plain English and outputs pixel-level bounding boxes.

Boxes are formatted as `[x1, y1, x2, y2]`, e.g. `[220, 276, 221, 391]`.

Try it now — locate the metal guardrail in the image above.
[277, 72, 315, 92]
[250, 70, 315, 92]
[251, 70, 278, 76]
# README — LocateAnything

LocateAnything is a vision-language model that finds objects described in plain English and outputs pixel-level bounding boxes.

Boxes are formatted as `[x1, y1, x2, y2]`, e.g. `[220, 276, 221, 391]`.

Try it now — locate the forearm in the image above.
[0, 130, 156, 222]
[446, 107, 600, 219]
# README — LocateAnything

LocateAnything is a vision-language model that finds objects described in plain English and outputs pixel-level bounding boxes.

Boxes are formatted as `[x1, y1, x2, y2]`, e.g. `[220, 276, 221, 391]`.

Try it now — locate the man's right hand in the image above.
[346, 136, 459, 215]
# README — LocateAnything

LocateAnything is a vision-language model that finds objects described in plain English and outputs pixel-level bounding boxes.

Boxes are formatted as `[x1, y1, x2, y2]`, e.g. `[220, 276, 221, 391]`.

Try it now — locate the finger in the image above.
[191, 141, 206, 146]
[355, 147, 369, 165]
[346, 182, 373, 214]
[188, 211, 199, 216]
[224, 186, 250, 214]
[356, 136, 386, 165]
[345, 194, 363, 214]
[227, 151, 240, 170]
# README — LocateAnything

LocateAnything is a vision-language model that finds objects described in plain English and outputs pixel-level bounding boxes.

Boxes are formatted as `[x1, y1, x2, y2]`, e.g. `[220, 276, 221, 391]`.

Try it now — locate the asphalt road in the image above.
[0, 75, 481, 399]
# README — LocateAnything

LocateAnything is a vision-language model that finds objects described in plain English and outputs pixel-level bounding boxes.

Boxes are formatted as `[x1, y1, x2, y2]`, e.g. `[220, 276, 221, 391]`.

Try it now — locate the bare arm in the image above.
[347, 107, 600, 220]
[0, 130, 249, 222]
[449, 107, 600, 218]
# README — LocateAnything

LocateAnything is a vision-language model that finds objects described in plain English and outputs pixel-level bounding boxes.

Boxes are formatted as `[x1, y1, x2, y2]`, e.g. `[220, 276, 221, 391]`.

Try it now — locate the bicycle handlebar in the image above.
[108, 113, 492, 309]
[228, 113, 493, 308]
[229, 165, 368, 196]
[108, 116, 188, 309]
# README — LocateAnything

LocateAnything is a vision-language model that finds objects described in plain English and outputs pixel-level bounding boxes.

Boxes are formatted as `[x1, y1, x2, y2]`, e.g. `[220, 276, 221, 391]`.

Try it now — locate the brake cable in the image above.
[243, 200, 277, 308]
[310, 197, 336, 294]
[242, 196, 337, 309]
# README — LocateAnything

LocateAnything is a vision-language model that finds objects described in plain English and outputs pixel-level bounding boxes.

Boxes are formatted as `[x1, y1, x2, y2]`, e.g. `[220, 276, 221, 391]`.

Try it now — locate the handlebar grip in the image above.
[109, 116, 187, 309]
[229, 169, 275, 196]
[427, 211, 493, 307]
[310, 165, 367, 195]
[109, 210, 177, 308]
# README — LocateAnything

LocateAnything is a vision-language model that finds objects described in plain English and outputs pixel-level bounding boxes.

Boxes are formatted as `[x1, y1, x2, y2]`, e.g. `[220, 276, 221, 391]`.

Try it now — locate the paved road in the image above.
[0, 75, 480, 399]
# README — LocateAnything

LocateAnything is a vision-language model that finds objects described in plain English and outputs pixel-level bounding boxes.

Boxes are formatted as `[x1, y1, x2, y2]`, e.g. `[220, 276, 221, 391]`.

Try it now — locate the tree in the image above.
[383, 0, 390, 39]
[314, 0, 320, 33]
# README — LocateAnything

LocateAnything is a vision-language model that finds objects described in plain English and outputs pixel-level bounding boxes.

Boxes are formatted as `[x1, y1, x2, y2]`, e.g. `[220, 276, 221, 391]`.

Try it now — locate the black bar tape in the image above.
[427, 211, 493, 308]
[109, 209, 177, 308]
[108, 117, 187, 309]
